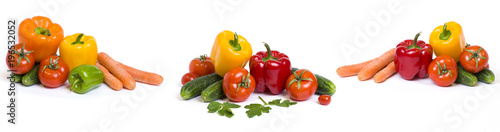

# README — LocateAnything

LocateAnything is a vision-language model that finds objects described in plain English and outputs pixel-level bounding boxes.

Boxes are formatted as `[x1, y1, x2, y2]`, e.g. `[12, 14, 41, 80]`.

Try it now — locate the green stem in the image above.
[236, 72, 251, 92]
[71, 33, 85, 45]
[14, 43, 34, 66]
[288, 70, 313, 90]
[228, 32, 242, 51]
[42, 57, 60, 72]
[34, 27, 51, 36]
[406, 32, 422, 50]
[262, 42, 278, 62]
[259, 96, 268, 105]
[439, 23, 451, 40]
[465, 48, 487, 68]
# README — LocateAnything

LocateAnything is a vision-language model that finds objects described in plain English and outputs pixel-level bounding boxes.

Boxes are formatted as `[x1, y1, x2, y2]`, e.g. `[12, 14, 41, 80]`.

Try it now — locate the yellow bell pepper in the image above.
[429, 21, 466, 62]
[210, 30, 253, 77]
[59, 33, 98, 70]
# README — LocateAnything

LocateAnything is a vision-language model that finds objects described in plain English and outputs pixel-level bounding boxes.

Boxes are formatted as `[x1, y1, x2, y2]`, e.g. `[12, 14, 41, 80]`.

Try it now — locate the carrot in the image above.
[373, 61, 396, 83]
[337, 58, 376, 77]
[357, 48, 395, 81]
[96, 63, 123, 91]
[119, 62, 163, 86]
[97, 52, 136, 90]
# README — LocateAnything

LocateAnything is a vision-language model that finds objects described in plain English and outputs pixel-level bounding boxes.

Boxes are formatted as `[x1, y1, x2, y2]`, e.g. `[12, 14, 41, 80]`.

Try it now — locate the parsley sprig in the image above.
[207, 96, 297, 118]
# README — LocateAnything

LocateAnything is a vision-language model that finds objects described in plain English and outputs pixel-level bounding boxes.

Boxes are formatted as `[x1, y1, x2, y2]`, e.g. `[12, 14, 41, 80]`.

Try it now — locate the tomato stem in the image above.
[34, 27, 51, 36]
[439, 23, 451, 40]
[236, 72, 251, 92]
[71, 33, 85, 45]
[465, 48, 487, 68]
[288, 70, 313, 90]
[42, 57, 60, 72]
[13, 43, 34, 66]
[436, 61, 452, 77]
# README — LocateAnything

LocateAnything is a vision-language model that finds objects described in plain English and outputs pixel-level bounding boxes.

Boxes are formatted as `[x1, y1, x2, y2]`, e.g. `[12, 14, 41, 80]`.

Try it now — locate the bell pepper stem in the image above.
[228, 32, 242, 51]
[34, 27, 51, 36]
[439, 23, 451, 40]
[72, 33, 85, 45]
[262, 42, 278, 62]
[407, 32, 422, 50]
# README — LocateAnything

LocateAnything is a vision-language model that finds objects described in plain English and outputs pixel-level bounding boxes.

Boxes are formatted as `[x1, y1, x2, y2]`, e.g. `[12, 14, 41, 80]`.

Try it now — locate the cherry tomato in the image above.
[181, 72, 198, 85]
[38, 55, 69, 88]
[5, 43, 35, 74]
[428, 55, 458, 87]
[318, 95, 331, 105]
[223, 67, 255, 102]
[189, 55, 215, 76]
[459, 45, 488, 73]
[486, 64, 489, 69]
[286, 69, 318, 101]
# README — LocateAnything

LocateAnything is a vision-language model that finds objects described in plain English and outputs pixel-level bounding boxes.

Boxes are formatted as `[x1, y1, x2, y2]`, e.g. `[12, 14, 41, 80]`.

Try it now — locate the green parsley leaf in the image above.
[244, 104, 271, 118]
[207, 102, 222, 113]
[207, 101, 240, 118]
[268, 99, 297, 107]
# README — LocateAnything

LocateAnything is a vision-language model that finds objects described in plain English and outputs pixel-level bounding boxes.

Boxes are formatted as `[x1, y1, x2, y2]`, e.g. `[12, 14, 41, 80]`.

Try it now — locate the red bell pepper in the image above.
[395, 32, 433, 80]
[250, 43, 291, 95]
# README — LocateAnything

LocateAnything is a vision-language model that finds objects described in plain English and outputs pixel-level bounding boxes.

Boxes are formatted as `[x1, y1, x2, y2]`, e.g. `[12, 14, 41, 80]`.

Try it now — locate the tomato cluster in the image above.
[181, 55, 215, 85]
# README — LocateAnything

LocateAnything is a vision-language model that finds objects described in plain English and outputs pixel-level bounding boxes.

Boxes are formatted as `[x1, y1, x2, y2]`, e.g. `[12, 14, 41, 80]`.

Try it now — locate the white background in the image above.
[1, 0, 500, 132]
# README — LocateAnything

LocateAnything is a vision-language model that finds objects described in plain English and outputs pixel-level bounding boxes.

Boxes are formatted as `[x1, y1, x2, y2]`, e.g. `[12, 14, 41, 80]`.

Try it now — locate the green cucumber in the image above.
[22, 64, 40, 86]
[181, 73, 223, 100]
[13, 73, 22, 83]
[292, 68, 336, 96]
[201, 80, 225, 102]
[456, 66, 477, 86]
[474, 68, 495, 84]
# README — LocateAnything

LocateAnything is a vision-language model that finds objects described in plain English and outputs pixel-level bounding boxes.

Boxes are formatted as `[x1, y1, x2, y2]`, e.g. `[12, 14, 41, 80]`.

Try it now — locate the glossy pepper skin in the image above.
[395, 32, 433, 80]
[19, 16, 64, 62]
[210, 30, 253, 77]
[429, 21, 466, 62]
[68, 65, 104, 94]
[60, 33, 98, 70]
[250, 43, 291, 94]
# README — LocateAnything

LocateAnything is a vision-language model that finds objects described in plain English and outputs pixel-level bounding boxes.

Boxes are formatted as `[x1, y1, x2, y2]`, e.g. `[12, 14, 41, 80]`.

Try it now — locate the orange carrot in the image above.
[96, 63, 123, 91]
[337, 58, 376, 77]
[119, 62, 163, 86]
[373, 61, 396, 83]
[358, 48, 395, 81]
[97, 52, 136, 90]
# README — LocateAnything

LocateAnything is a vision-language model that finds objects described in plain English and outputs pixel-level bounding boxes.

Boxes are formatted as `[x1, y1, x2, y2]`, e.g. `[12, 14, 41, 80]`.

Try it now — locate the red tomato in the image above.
[428, 55, 458, 87]
[460, 45, 488, 73]
[5, 43, 35, 74]
[189, 55, 215, 76]
[223, 67, 255, 102]
[286, 69, 318, 101]
[486, 64, 489, 69]
[318, 95, 331, 105]
[38, 55, 69, 88]
[181, 72, 198, 85]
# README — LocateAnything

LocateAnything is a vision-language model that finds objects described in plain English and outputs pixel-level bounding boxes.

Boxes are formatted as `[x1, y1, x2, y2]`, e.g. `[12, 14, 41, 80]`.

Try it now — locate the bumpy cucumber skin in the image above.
[13, 73, 23, 83]
[181, 73, 223, 100]
[22, 64, 40, 86]
[292, 68, 336, 96]
[475, 68, 495, 84]
[456, 67, 477, 86]
[201, 80, 225, 102]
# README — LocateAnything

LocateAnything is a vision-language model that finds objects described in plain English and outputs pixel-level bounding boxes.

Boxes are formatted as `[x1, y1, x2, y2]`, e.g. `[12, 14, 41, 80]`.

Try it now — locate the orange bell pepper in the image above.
[19, 16, 64, 62]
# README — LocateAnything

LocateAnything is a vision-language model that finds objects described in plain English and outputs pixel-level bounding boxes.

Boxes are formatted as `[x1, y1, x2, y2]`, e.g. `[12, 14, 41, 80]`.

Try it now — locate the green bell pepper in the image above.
[68, 64, 104, 94]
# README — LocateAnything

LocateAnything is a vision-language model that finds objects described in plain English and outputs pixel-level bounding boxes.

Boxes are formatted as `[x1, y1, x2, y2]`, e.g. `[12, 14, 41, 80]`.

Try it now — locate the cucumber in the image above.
[456, 66, 477, 86]
[22, 64, 40, 86]
[13, 73, 22, 83]
[201, 80, 225, 102]
[292, 68, 336, 96]
[474, 68, 495, 84]
[181, 73, 223, 100]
